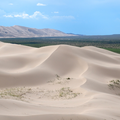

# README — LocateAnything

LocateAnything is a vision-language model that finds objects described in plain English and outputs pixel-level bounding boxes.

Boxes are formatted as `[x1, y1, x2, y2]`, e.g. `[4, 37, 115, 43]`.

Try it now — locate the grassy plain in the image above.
[0, 37, 120, 54]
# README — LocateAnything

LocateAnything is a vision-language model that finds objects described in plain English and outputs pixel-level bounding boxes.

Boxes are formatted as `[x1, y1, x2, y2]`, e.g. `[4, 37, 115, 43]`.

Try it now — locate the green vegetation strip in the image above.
[0, 38, 120, 54]
[104, 48, 120, 54]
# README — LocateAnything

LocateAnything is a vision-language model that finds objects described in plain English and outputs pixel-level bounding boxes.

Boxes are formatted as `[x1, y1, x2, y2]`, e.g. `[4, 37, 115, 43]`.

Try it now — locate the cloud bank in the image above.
[3, 11, 48, 19]
[37, 3, 46, 6]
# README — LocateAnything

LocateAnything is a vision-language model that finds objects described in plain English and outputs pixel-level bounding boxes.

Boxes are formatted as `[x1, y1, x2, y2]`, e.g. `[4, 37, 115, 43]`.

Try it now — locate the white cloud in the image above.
[3, 11, 48, 19]
[29, 11, 48, 19]
[3, 10, 74, 21]
[9, 3, 13, 5]
[3, 15, 13, 18]
[37, 3, 46, 6]
[54, 11, 59, 14]
[14, 13, 29, 19]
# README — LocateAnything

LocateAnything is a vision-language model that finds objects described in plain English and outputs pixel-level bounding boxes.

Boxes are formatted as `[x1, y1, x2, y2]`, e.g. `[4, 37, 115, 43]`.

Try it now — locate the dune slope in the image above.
[0, 42, 120, 120]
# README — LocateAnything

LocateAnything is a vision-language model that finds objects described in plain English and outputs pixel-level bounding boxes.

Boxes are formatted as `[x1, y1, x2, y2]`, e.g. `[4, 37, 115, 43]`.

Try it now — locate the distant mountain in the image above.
[0, 25, 77, 38]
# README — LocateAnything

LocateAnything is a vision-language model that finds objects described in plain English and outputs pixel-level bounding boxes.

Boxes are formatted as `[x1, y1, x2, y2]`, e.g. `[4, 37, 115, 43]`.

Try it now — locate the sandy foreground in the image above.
[0, 41, 120, 120]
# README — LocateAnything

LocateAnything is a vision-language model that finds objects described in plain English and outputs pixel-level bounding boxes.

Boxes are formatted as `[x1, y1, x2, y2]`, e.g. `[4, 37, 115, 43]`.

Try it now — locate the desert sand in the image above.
[0, 41, 120, 120]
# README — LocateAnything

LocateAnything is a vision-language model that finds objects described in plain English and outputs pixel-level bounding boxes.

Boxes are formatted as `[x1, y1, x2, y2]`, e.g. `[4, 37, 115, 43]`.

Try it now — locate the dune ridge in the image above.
[0, 41, 120, 120]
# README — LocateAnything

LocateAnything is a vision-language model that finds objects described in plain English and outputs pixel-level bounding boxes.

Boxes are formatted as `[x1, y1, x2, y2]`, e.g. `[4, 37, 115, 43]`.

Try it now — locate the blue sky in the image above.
[0, 0, 120, 35]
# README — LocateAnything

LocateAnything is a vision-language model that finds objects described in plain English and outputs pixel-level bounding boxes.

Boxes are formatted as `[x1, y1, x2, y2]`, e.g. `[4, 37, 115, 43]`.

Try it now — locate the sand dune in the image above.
[0, 41, 120, 120]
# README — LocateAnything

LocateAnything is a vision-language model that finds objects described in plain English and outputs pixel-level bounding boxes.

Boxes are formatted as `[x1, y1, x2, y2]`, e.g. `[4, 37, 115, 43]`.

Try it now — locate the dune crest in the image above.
[0, 42, 120, 120]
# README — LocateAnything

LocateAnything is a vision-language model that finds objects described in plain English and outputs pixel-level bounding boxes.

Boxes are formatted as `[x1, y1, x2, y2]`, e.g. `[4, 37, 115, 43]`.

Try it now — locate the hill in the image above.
[0, 25, 76, 38]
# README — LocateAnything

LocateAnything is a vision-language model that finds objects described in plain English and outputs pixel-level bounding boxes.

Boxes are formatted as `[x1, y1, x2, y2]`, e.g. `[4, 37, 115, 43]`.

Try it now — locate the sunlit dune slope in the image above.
[0, 41, 120, 120]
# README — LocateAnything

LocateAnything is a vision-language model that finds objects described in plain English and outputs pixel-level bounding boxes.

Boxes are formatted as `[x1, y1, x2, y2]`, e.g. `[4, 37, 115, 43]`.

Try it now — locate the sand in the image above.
[0, 41, 120, 120]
